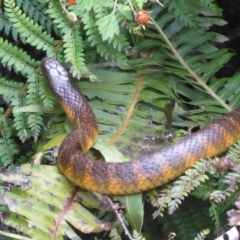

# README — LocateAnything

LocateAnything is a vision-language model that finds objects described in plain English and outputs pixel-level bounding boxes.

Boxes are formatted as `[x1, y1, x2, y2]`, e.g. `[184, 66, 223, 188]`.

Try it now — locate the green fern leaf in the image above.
[27, 113, 43, 141]
[15, 0, 61, 36]
[209, 191, 239, 230]
[81, 5, 129, 66]
[0, 7, 20, 41]
[38, 75, 54, 110]
[12, 97, 31, 142]
[194, 229, 210, 240]
[131, 0, 145, 9]
[116, 4, 132, 21]
[0, 38, 38, 76]
[168, 0, 223, 28]
[45, 0, 71, 33]
[96, 13, 120, 41]
[0, 111, 19, 167]
[209, 202, 221, 230]
[0, 77, 23, 102]
[152, 160, 214, 217]
[25, 76, 43, 140]
[200, 0, 222, 15]
[4, 0, 57, 56]
[76, 0, 99, 12]
[209, 141, 240, 203]
[132, 230, 145, 240]
[63, 27, 91, 78]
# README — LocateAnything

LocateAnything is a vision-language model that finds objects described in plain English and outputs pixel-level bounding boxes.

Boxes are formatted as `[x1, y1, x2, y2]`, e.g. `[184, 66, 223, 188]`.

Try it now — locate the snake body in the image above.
[41, 58, 240, 195]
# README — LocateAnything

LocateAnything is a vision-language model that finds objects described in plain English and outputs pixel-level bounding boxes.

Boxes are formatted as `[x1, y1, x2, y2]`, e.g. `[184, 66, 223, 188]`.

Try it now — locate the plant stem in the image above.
[107, 196, 134, 240]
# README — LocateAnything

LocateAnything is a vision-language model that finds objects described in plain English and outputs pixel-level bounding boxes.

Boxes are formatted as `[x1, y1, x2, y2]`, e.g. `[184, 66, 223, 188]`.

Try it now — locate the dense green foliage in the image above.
[0, 0, 240, 239]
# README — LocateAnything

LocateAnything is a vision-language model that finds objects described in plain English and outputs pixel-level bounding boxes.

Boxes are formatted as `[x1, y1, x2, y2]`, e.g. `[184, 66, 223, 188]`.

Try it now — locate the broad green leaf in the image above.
[0, 165, 120, 239]
[115, 194, 144, 232]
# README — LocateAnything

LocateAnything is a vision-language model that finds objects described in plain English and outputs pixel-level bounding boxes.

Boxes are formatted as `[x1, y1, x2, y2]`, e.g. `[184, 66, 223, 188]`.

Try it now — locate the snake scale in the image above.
[41, 57, 240, 195]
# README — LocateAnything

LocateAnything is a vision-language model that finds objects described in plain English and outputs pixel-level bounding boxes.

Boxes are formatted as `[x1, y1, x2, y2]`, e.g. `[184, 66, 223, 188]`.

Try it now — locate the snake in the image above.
[41, 57, 240, 195]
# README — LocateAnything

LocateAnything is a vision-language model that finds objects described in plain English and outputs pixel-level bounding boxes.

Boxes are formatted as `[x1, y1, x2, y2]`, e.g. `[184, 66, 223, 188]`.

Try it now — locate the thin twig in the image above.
[127, 0, 136, 15]
[106, 196, 134, 240]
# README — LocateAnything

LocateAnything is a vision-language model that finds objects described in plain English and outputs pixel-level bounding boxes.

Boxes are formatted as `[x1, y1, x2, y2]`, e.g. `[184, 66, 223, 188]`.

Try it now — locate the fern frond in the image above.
[168, 0, 222, 28]
[27, 113, 43, 142]
[38, 75, 54, 110]
[63, 27, 90, 78]
[168, 0, 199, 28]
[209, 202, 221, 231]
[229, 140, 240, 160]
[96, 11, 120, 41]
[82, 11, 128, 66]
[163, 200, 213, 240]
[0, 7, 20, 41]
[153, 160, 214, 217]
[75, 0, 96, 12]
[45, 0, 71, 33]
[0, 77, 23, 102]
[25, 75, 43, 141]
[110, 29, 129, 52]
[45, 1, 98, 79]
[16, 151, 35, 166]
[12, 97, 31, 142]
[73, 0, 131, 66]
[132, 230, 145, 240]
[130, 0, 145, 9]
[94, 1, 129, 47]
[210, 140, 240, 203]
[4, 0, 57, 56]
[0, 35, 42, 141]
[194, 229, 210, 240]
[136, 2, 237, 114]
[0, 110, 19, 167]
[0, 165, 121, 239]
[0, 38, 37, 76]
[210, 167, 240, 203]
[15, 0, 60, 36]
[168, 161, 211, 214]
[209, 191, 240, 230]
[199, 0, 222, 15]
[0, 36, 42, 141]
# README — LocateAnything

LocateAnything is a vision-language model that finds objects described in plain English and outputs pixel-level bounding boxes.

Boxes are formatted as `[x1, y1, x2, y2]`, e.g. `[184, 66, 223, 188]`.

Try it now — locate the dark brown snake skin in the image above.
[41, 58, 240, 195]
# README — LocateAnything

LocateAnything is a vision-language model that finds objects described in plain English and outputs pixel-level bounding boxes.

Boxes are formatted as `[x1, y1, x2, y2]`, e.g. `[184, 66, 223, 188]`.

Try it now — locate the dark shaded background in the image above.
[215, 0, 240, 76]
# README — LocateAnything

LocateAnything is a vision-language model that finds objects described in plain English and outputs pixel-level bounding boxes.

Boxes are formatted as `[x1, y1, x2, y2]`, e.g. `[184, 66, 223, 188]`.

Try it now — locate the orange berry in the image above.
[135, 10, 150, 25]
[67, 0, 76, 5]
